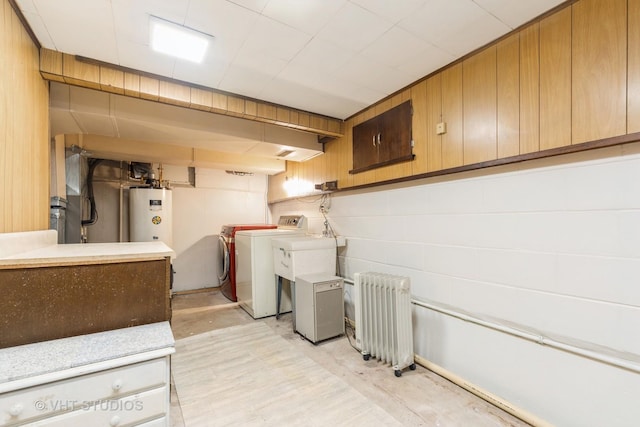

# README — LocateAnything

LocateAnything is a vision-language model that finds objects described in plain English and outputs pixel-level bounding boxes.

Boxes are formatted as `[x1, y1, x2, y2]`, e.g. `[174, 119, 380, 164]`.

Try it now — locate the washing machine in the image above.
[235, 215, 307, 318]
[218, 224, 277, 302]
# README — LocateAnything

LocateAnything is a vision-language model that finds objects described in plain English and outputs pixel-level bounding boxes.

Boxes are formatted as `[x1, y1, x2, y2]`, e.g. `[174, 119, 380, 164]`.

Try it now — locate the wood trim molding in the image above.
[343, 132, 640, 192]
[38, 48, 344, 139]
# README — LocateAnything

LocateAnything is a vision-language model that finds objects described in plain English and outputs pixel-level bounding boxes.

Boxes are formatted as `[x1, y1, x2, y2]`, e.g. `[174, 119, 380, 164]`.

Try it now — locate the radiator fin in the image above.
[354, 272, 414, 375]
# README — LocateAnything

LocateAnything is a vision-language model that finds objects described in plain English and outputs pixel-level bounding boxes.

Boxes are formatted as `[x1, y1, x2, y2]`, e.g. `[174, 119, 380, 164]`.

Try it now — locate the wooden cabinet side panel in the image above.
[411, 80, 429, 175]
[520, 23, 540, 154]
[426, 75, 443, 172]
[0, 259, 171, 348]
[463, 47, 498, 165]
[441, 63, 464, 169]
[497, 33, 520, 158]
[336, 125, 354, 189]
[572, 0, 627, 144]
[540, 7, 572, 150]
[628, 0, 640, 133]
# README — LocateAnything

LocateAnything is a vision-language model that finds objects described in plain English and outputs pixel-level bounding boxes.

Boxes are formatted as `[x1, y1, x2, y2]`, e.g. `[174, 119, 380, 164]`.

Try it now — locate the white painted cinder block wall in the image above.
[269, 143, 640, 427]
[167, 168, 269, 292]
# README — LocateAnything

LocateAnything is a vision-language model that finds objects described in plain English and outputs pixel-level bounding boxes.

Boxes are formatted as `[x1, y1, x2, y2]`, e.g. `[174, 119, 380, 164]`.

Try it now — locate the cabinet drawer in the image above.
[1, 358, 167, 426]
[136, 416, 168, 427]
[29, 387, 167, 427]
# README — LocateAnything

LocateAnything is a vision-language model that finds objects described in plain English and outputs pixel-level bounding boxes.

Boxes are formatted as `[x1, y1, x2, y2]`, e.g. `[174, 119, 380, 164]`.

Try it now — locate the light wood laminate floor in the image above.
[169, 289, 531, 427]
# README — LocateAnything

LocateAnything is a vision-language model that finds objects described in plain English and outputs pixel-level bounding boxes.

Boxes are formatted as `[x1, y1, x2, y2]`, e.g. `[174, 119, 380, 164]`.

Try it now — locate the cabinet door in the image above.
[378, 100, 412, 164]
[352, 117, 379, 171]
[351, 100, 413, 174]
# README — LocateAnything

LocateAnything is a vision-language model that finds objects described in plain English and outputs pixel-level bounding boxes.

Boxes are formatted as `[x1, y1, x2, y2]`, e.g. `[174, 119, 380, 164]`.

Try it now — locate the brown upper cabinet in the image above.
[350, 100, 413, 174]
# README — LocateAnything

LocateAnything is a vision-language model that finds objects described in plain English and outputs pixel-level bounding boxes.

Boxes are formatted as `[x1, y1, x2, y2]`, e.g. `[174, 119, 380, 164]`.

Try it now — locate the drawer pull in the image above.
[111, 379, 123, 391]
[110, 415, 121, 426]
[9, 403, 23, 417]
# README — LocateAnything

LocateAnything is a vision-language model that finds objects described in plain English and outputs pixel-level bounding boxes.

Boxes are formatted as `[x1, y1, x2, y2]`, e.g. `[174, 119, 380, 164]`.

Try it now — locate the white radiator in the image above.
[354, 272, 415, 376]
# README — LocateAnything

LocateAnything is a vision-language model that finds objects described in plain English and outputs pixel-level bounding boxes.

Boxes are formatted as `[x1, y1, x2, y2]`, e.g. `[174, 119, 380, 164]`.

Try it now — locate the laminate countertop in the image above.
[0, 322, 175, 391]
[0, 230, 174, 267]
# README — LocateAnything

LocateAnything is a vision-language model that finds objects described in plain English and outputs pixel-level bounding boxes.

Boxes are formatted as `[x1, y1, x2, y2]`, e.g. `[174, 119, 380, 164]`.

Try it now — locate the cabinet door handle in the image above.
[377, 133, 382, 145]
[372, 135, 376, 147]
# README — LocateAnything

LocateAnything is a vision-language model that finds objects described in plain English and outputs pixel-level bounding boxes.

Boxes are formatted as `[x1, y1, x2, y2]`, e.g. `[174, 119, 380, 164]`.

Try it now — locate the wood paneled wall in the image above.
[269, 0, 639, 202]
[0, 0, 50, 233]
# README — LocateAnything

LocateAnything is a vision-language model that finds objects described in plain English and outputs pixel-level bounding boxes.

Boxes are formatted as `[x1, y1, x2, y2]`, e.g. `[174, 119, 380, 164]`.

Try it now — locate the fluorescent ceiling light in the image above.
[150, 16, 211, 63]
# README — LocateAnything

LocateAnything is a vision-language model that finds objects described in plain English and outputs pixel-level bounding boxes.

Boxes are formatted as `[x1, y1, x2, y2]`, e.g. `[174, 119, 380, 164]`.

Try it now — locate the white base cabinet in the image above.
[0, 322, 174, 427]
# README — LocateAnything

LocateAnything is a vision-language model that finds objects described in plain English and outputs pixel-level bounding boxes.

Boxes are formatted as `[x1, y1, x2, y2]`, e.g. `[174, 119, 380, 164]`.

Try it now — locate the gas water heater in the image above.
[129, 187, 173, 248]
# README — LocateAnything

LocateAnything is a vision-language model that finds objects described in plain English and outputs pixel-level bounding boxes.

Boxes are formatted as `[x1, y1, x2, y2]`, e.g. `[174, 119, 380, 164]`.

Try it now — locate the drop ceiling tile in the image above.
[19, 10, 55, 49]
[245, 142, 292, 157]
[113, 0, 189, 25]
[316, 2, 392, 52]
[344, 85, 389, 111]
[111, 0, 190, 46]
[399, 0, 510, 56]
[69, 85, 111, 116]
[288, 37, 356, 74]
[232, 45, 289, 78]
[240, 15, 312, 62]
[340, 54, 414, 95]
[349, 0, 427, 24]
[260, 77, 371, 119]
[366, 67, 417, 95]
[14, 0, 37, 14]
[360, 26, 432, 70]
[226, 0, 270, 14]
[71, 111, 118, 137]
[185, 0, 261, 41]
[261, 0, 347, 34]
[263, 124, 318, 150]
[396, 43, 456, 78]
[472, 0, 566, 29]
[116, 39, 176, 77]
[218, 64, 276, 99]
[172, 59, 228, 89]
[32, 0, 119, 64]
[277, 61, 378, 109]
[49, 109, 83, 136]
[245, 143, 321, 162]
[437, 12, 510, 56]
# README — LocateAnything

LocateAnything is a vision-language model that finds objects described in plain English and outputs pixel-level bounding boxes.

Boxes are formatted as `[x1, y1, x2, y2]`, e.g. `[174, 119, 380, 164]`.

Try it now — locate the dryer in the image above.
[218, 224, 276, 302]
[235, 215, 306, 318]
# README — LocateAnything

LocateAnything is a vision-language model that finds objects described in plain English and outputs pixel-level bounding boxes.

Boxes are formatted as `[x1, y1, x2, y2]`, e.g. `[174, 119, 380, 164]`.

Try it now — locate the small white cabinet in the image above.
[0, 322, 174, 427]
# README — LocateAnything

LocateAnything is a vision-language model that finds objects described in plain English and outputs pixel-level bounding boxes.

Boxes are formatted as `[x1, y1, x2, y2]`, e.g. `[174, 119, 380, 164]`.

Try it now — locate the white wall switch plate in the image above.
[436, 122, 447, 135]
